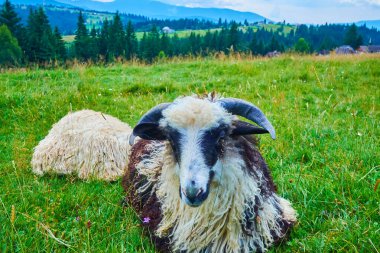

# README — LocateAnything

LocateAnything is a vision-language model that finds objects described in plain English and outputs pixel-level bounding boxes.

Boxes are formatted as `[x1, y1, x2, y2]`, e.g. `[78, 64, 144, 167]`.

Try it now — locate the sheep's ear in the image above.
[133, 123, 167, 141]
[231, 120, 269, 136]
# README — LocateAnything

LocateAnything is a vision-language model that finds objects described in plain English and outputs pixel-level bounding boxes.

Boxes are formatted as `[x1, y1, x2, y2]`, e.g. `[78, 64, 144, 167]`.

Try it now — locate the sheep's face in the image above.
[164, 123, 230, 207]
[159, 97, 232, 207]
[133, 96, 274, 207]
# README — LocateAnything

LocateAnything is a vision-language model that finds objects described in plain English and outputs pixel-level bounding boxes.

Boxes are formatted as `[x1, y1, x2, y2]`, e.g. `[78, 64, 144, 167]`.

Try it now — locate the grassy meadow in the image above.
[0, 54, 379, 252]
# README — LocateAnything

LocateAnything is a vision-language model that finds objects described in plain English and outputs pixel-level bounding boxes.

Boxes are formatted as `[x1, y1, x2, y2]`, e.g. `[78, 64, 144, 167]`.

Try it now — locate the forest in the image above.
[1, 0, 379, 66]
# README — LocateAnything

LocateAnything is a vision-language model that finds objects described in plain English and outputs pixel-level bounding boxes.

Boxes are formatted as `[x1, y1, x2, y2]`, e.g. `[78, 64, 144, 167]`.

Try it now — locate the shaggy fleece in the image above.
[32, 110, 132, 181]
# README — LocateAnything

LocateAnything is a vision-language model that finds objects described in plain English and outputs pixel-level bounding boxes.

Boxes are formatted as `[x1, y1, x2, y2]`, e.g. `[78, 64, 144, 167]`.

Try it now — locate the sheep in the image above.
[123, 94, 297, 252]
[32, 110, 132, 181]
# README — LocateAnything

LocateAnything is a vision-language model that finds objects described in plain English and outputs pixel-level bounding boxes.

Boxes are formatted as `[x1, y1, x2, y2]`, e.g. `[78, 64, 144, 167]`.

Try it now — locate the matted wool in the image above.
[32, 110, 132, 181]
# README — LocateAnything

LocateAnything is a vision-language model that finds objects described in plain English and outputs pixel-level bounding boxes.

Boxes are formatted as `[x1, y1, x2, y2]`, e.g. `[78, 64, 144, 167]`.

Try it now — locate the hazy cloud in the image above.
[159, 0, 380, 23]
[338, 0, 380, 6]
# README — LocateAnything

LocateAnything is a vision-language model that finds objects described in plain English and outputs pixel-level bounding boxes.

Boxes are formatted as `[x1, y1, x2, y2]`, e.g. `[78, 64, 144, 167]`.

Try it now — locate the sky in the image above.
[156, 0, 380, 24]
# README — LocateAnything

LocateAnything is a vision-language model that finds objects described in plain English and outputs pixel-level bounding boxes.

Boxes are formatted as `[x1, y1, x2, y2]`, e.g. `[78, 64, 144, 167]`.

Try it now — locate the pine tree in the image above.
[99, 19, 109, 60]
[160, 32, 170, 56]
[25, 8, 55, 62]
[268, 35, 280, 52]
[210, 31, 218, 51]
[170, 33, 180, 56]
[88, 26, 98, 61]
[0, 0, 26, 52]
[203, 30, 212, 52]
[217, 18, 222, 27]
[74, 11, 90, 60]
[0, 24, 21, 66]
[344, 24, 362, 49]
[0, 0, 21, 36]
[125, 20, 137, 60]
[228, 21, 239, 51]
[139, 32, 146, 59]
[51, 26, 66, 60]
[144, 25, 160, 62]
[217, 28, 228, 52]
[249, 33, 258, 55]
[109, 12, 125, 59]
[257, 40, 265, 55]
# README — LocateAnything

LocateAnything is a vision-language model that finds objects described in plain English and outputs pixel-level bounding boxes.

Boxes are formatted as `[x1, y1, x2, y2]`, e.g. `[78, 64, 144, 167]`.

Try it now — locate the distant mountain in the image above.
[356, 20, 380, 30]
[20, 0, 266, 22]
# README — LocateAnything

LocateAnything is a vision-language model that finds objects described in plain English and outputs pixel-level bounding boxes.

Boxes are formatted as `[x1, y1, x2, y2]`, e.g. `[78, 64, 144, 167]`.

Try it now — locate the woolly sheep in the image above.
[123, 94, 297, 252]
[32, 110, 132, 181]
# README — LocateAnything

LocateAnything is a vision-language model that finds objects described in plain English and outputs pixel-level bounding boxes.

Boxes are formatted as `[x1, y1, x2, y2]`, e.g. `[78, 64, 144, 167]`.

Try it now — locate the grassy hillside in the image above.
[0, 55, 379, 252]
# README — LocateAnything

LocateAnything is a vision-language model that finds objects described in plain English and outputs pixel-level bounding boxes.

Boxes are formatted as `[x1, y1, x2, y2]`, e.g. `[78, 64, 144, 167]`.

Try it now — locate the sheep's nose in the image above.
[182, 186, 204, 203]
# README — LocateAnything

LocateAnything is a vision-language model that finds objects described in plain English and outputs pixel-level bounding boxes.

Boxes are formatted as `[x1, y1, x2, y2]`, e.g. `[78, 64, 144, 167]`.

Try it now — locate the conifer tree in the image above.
[170, 33, 180, 55]
[268, 35, 280, 52]
[125, 20, 137, 60]
[25, 8, 55, 62]
[144, 25, 160, 62]
[109, 12, 125, 59]
[88, 26, 99, 61]
[51, 26, 66, 60]
[74, 11, 90, 60]
[249, 33, 258, 55]
[228, 21, 239, 51]
[139, 32, 147, 59]
[0, 0, 21, 36]
[99, 19, 109, 60]
[203, 30, 212, 52]
[160, 31, 170, 56]
[217, 28, 228, 52]
[344, 24, 362, 49]
[0, 0, 26, 51]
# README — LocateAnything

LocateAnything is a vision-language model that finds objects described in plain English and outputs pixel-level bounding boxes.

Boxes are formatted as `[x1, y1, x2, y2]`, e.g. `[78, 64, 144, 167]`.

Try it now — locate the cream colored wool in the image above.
[32, 110, 132, 181]
[135, 140, 297, 253]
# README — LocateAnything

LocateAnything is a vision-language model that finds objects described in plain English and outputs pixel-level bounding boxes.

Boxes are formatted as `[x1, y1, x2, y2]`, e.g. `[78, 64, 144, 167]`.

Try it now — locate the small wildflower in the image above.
[86, 220, 92, 229]
[143, 217, 151, 224]
[76, 216, 81, 222]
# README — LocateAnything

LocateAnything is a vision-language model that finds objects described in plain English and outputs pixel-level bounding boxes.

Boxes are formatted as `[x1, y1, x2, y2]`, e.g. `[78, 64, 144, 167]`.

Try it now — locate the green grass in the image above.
[0, 54, 379, 252]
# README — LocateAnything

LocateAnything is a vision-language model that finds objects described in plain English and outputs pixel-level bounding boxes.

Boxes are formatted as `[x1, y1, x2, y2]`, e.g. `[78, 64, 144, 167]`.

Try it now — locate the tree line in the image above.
[1, 0, 379, 67]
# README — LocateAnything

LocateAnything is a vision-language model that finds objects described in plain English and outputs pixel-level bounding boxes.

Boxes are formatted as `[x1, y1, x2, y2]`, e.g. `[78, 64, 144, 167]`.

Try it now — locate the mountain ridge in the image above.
[356, 20, 380, 30]
[10, 0, 267, 22]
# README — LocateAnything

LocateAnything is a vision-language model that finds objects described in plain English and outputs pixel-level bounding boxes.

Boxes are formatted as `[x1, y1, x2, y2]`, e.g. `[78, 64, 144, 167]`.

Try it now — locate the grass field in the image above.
[0, 54, 379, 252]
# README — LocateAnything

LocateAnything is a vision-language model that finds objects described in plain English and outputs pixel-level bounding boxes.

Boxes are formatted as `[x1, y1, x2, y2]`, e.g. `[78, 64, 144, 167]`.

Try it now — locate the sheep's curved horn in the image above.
[217, 98, 276, 139]
[129, 103, 172, 145]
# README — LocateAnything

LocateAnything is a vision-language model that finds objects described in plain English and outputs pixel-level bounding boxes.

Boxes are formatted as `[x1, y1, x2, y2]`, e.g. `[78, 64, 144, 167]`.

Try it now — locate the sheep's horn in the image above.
[129, 103, 172, 145]
[217, 98, 276, 139]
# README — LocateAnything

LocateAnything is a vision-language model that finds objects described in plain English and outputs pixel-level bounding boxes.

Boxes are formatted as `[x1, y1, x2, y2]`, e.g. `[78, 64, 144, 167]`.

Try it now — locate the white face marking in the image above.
[179, 128, 210, 192]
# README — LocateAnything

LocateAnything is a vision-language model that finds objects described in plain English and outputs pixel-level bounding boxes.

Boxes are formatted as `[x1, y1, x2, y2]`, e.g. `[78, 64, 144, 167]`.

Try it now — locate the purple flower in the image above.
[143, 217, 151, 224]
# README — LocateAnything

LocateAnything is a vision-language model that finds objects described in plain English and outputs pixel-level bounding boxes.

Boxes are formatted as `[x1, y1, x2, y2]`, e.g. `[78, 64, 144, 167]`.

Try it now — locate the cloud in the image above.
[338, 0, 380, 6]
[160, 0, 380, 23]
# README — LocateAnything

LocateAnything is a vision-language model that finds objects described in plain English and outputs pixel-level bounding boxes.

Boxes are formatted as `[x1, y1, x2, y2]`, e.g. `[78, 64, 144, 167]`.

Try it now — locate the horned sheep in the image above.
[32, 110, 132, 181]
[123, 94, 297, 252]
